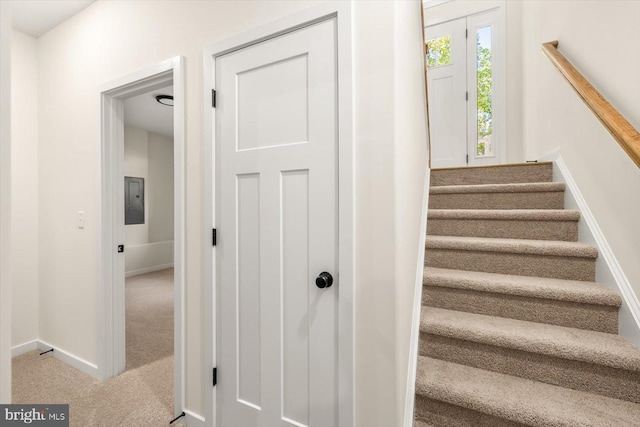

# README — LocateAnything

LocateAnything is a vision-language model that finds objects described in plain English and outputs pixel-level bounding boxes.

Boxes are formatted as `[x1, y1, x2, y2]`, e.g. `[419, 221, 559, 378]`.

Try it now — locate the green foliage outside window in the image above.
[426, 36, 451, 68]
[477, 28, 493, 156]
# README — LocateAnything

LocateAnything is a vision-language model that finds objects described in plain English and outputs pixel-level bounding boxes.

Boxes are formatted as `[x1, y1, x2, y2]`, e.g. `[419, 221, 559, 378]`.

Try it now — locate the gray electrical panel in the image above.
[125, 177, 145, 225]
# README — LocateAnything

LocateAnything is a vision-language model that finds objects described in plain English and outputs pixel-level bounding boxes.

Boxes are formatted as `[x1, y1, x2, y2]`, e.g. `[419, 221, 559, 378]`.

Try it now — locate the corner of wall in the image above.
[0, 0, 13, 403]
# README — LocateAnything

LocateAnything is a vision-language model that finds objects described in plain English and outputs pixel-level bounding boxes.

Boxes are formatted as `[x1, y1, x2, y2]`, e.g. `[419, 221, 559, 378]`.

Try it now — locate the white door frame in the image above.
[97, 56, 186, 417]
[202, 3, 354, 426]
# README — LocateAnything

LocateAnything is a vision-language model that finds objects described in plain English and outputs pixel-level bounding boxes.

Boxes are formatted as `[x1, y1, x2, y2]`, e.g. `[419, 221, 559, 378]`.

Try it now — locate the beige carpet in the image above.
[12, 268, 185, 427]
[416, 162, 640, 425]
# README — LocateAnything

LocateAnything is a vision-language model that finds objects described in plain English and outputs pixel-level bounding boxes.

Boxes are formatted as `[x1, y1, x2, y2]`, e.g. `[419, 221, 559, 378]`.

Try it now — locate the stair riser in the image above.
[421, 334, 640, 404]
[422, 286, 618, 333]
[428, 191, 564, 210]
[431, 164, 553, 187]
[425, 249, 596, 281]
[415, 395, 525, 427]
[427, 218, 578, 241]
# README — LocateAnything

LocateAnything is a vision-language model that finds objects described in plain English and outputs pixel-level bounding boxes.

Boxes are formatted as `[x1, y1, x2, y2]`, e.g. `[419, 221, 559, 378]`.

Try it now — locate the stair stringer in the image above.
[403, 166, 431, 427]
[539, 150, 640, 347]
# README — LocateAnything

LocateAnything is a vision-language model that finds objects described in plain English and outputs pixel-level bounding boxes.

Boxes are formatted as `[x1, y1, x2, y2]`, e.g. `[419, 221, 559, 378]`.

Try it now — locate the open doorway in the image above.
[98, 57, 185, 421]
[123, 86, 175, 372]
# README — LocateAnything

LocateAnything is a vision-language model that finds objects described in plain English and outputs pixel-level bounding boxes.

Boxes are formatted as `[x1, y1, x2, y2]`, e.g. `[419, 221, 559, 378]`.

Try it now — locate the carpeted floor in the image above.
[12, 268, 184, 427]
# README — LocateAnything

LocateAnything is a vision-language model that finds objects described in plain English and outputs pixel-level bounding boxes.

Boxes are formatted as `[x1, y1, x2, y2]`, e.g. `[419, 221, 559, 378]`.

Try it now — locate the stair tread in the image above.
[427, 209, 580, 221]
[426, 235, 598, 258]
[431, 162, 553, 172]
[430, 182, 565, 194]
[416, 356, 640, 426]
[420, 307, 640, 371]
[423, 267, 620, 306]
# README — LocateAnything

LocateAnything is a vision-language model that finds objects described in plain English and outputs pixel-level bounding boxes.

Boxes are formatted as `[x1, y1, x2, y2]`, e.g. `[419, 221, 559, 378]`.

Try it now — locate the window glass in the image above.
[426, 36, 451, 68]
[476, 25, 493, 156]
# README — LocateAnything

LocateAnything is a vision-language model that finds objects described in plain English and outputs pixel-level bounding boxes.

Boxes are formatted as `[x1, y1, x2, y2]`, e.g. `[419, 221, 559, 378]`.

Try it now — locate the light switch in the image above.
[78, 211, 85, 229]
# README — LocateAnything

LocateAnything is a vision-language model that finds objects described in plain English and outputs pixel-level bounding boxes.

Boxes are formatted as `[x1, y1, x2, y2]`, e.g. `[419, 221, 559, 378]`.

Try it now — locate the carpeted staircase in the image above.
[414, 162, 640, 426]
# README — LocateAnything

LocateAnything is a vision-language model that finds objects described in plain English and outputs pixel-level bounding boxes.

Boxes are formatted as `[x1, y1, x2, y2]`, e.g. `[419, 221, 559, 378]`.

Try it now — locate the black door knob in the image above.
[315, 272, 333, 289]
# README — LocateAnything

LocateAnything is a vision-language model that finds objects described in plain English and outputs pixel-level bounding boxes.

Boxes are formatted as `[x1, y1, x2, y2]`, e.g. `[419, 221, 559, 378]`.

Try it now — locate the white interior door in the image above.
[425, 18, 467, 168]
[216, 18, 338, 427]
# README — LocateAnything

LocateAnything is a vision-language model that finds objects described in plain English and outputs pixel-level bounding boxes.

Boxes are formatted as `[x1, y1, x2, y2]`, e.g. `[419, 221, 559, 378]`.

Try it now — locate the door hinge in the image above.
[213, 367, 217, 387]
[212, 228, 217, 246]
[466, 91, 469, 101]
[466, 154, 469, 164]
[212, 89, 217, 108]
[466, 28, 468, 38]
[117, 244, 125, 253]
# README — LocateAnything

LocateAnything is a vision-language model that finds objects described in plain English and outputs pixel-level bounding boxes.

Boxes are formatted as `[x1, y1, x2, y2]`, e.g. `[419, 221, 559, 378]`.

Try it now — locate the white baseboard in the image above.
[539, 151, 640, 347]
[125, 263, 174, 278]
[12, 339, 100, 379]
[11, 340, 38, 357]
[184, 409, 205, 427]
[403, 167, 431, 427]
[36, 340, 100, 380]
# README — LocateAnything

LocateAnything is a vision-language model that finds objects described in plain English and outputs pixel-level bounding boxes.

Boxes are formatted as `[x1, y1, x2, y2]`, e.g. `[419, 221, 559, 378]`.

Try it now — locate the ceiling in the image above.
[124, 86, 175, 139]
[12, 0, 96, 38]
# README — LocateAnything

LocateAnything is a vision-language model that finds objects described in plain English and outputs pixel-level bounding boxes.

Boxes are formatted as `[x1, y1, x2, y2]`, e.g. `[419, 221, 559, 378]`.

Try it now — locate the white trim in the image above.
[98, 56, 186, 418]
[184, 410, 206, 427]
[202, 3, 354, 426]
[37, 340, 100, 379]
[423, 0, 504, 27]
[403, 168, 431, 427]
[125, 263, 174, 278]
[11, 340, 100, 379]
[539, 151, 640, 347]
[423, 0, 453, 9]
[11, 340, 38, 358]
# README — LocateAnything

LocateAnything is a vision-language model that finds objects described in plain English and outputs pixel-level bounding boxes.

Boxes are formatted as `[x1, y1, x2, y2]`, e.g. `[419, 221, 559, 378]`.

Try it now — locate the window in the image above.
[426, 36, 452, 68]
[476, 25, 493, 156]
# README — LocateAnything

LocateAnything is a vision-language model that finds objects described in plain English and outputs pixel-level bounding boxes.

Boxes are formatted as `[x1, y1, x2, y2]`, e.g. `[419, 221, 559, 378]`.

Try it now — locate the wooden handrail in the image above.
[542, 40, 640, 168]
[420, 1, 432, 168]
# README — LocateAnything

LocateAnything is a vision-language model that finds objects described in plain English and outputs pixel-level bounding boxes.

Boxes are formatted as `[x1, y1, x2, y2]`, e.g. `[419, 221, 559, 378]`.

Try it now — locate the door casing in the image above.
[98, 56, 186, 419]
[202, 3, 354, 426]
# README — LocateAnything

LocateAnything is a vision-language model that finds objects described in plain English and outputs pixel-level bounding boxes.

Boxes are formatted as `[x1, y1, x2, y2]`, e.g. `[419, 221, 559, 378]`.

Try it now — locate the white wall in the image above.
[148, 132, 174, 243]
[518, 0, 640, 301]
[35, 0, 320, 416]
[11, 30, 39, 348]
[124, 125, 149, 246]
[353, 2, 428, 426]
[0, 0, 12, 404]
[393, 2, 429, 424]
